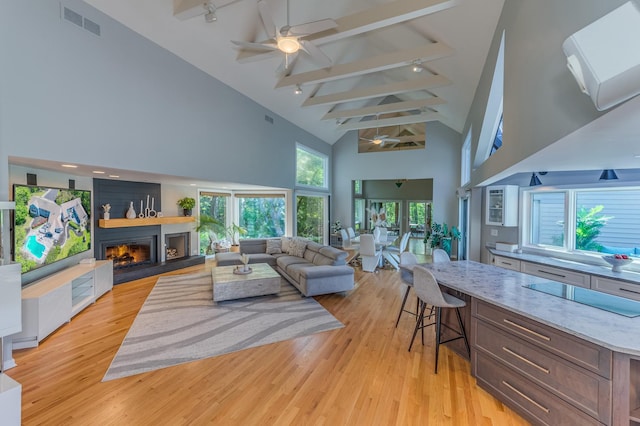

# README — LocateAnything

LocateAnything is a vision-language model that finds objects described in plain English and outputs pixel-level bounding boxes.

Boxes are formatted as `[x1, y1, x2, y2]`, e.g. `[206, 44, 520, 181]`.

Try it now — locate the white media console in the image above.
[12, 260, 113, 349]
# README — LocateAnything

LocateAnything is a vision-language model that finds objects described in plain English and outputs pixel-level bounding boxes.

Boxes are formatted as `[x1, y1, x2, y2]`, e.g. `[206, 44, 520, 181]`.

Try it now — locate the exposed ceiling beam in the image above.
[339, 112, 443, 131]
[323, 98, 445, 120]
[302, 75, 451, 107]
[174, 0, 243, 20]
[276, 42, 453, 88]
[236, 0, 456, 62]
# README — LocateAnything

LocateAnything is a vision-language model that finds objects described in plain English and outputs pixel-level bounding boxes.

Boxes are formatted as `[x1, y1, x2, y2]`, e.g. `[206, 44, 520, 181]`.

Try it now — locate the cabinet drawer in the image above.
[473, 300, 611, 377]
[475, 352, 604, 426]
[521, 262, 590, 288]
[474, 319, 610, 422]
[494, 256, 521, 271]
[591, 276, 640, 301]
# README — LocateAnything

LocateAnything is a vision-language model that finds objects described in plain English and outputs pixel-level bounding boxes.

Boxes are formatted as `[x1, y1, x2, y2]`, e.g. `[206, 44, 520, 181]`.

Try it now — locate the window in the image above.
[461, 130, 471, 185]
[354, 199, 365, 231]
[296, 144, 328, 189]
[524, 187, 640, 267]
[296, 194, 327, 243]
[354, 180, 362, 195]
[489, 115, 503, 156]
[236, 194, 286, 238]
[198, 191, 229, 255]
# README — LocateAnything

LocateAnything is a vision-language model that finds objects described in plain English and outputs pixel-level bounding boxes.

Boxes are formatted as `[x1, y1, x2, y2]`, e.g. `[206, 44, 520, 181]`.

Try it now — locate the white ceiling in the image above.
[81, 0, 506, 144]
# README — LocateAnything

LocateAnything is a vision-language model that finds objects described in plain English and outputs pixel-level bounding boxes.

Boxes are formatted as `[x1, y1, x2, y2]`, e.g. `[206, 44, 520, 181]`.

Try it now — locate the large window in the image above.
[198, 191, 229, 255]
[296, 194, 327, 243]
[354, 198, 365, 231]
[296, 144, 328, 189]
[524, 187, 640, 265]
[237, 194, 286, 238]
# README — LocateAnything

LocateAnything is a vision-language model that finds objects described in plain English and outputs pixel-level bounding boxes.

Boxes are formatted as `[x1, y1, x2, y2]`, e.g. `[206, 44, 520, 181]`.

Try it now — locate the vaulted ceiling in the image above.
[83, 0, 505, 144]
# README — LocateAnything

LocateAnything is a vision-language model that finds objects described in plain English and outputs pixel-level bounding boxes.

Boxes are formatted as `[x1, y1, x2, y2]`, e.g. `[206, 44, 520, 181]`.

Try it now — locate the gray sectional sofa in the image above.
[215, 238, 354, 297]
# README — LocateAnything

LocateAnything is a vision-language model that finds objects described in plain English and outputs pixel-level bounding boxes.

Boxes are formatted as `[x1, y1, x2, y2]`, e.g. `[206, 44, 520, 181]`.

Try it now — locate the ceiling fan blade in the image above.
[375, 135, 389, 139]
[299, 40, 332, 68]
[231, 40, 278, 51]
[287, 19, 338, 37]
[257, 0, 277, 39]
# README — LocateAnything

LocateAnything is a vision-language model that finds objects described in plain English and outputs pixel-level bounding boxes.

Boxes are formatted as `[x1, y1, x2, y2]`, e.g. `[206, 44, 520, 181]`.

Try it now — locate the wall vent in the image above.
[61, 4, 101, 37]
[264, 115, 274, 124]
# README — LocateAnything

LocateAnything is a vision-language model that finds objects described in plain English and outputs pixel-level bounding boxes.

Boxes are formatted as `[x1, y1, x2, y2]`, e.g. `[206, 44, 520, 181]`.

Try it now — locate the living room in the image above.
[3, 0, 640, 424]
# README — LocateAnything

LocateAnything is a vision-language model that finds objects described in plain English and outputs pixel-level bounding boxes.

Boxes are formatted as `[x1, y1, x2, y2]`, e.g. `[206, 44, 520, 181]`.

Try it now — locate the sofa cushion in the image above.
[266, 239, 282, 254]
[247, 253, 277, 266]
[317, 246, 348, 266]
[276, 255, 309, 271]
[288, 237, 307, 257]
[286, 262, 316, 283]
[281, 237, 292, 253]
[239, 239, 267, 254]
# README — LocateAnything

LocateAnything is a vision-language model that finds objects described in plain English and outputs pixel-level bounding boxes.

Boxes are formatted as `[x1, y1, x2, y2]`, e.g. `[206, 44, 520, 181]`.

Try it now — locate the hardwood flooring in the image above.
[9, 253, 529, 425]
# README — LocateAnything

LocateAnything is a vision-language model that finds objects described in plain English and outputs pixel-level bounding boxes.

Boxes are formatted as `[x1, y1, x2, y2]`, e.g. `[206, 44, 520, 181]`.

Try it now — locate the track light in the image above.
[599, 169, 618, 180]
[294, 85, 303, 95]
[204, 2, 217, 22]
[412, 60, 423, 73]
[529, 172, 542, 186]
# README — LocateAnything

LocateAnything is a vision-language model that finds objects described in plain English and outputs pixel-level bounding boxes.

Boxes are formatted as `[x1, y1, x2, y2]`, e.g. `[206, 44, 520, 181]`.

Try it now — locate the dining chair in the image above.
[408, 265, 470, 374]
[340, 228, 359, 265]
[385, 232, 411, 269]
[396, 252, 420, 327]
[359, 234, 382, 272]
[432, 248, 451, 263]
[378, 227, 388, 243]
[373, 227, 381, 243]
[347, 227, 359, 243]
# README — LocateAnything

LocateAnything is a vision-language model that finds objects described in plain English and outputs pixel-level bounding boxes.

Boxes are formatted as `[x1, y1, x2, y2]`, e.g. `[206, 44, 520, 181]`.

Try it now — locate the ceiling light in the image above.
[190, 183, 197, 186]
[372, 139, 383, 145]
[599, 169, 618, 180]
[108, 175, 119, 178]
[294, 85, 303, 95]
[92, 170, 105, 174]
[204, 2, 216, 22]
[61, 164, 78, 168]
[412, 60, 423, 73]
[529, 172, 542, 186]
[278, 37, 301, 54]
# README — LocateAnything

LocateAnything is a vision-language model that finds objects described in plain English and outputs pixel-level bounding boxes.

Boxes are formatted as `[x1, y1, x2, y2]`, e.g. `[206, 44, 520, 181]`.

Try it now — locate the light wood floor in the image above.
[10, 250, 529, 425]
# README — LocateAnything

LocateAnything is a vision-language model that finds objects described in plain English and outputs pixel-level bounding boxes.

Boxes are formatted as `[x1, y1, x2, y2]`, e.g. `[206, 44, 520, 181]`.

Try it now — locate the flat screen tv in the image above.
[13, 184, 91, 274]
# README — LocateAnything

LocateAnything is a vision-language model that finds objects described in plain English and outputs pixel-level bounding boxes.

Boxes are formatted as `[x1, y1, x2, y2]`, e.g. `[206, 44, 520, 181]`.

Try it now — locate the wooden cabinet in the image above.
[12, 261, 113, 349]
[520, 262, 591, 288]
[472, 299, 612, 425]
[493, 255, 521, 271]
[486, 185, 519, 226]
[591, 275, 640, 301]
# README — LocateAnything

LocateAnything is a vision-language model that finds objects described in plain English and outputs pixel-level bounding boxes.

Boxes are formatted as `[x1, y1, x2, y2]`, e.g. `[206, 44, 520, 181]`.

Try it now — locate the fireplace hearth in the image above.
[103, 237, 156, 269]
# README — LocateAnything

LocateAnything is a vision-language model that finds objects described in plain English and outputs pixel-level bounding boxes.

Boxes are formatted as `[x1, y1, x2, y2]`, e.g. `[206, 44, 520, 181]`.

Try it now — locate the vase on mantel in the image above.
[126, 202, 137, 219]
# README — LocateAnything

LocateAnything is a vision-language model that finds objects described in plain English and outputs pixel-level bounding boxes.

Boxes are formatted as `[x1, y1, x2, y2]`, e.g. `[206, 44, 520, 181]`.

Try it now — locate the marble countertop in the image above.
[488, 247, 640, 285]
[402, 260, 640, 356]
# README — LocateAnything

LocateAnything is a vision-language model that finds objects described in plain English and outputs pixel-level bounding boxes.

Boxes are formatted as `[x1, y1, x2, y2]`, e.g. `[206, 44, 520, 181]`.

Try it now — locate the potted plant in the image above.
[195, 214, 224, 254]
[424, 222, 461, 257]
[177, 197, 196, 216]
[225, 223, 247, 252]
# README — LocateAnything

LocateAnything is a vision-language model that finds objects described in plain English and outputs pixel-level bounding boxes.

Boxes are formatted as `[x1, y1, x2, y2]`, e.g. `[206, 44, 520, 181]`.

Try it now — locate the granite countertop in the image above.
[403, 260, 640, 356]
[488, 247, 640, 285]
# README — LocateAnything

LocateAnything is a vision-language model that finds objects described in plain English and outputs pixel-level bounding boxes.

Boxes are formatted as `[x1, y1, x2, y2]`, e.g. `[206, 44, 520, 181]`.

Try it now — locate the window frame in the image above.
[296, 143, 329, 190]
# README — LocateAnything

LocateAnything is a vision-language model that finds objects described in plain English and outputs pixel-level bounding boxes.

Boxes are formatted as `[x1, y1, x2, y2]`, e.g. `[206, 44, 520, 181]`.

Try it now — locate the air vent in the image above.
[264, 115, 274, 124]
[63, 7, 82, 27]
[61, 4, 101, 37]
[83, 18, 100, 36]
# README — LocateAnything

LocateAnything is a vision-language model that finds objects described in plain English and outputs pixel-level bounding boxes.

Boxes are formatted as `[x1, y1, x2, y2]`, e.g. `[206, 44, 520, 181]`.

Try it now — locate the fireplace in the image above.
[165, 232, 190, 260]
[102, 236, 157, 270]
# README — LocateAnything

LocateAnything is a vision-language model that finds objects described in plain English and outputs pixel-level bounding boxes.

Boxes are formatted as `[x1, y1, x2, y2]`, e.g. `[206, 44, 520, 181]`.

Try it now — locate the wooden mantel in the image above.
[98, 216, 195, 228]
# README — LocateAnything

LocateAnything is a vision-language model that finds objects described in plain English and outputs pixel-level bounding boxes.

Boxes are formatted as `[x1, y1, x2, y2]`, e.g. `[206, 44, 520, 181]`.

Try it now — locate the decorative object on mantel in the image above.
[102, 203, 111, 220]
[126, 201, 136, 219]
[144, 195, 157, 218]
[177, 197, 195, 217]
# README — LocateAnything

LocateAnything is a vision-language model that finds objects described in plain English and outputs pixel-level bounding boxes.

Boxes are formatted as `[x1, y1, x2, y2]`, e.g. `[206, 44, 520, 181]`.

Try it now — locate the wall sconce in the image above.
[599, 169, 618, 180]
[529, 172, 542, 186]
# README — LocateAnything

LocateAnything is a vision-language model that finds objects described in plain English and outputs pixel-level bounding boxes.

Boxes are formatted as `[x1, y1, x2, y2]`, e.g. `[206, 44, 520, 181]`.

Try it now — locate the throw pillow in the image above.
[266, 239, 282, 254]
[289, 237, 307, 257]
[281, 236, 292, 253]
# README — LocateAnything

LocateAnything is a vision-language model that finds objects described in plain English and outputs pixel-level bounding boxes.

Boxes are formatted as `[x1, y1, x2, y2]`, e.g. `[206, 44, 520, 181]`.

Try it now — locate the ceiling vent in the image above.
[62, 5, 101, 37]
[562, 1, 640, 111]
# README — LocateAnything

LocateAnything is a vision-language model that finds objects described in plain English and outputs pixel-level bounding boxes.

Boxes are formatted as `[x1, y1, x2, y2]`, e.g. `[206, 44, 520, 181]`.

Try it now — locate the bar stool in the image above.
[395, 252, 420, 327]
[408, 265, 470, 374]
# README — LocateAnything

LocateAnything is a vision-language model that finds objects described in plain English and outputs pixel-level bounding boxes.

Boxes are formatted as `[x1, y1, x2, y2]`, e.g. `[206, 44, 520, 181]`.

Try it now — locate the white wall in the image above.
[332, 122, 461, 230]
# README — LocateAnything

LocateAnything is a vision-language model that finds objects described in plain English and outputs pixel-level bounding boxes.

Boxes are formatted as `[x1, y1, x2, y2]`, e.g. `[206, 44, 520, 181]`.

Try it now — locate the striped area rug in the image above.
[103, 271, 344, 381]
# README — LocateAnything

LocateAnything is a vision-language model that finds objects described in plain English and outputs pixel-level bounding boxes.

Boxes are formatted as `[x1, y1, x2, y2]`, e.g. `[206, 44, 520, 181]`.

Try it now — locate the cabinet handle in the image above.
[619, 287, 640, 295]
[536, 269, 565, 279]
[503, 319, 551, 341]
[502, 381, 550, 413]
[502, 347, 550, 374]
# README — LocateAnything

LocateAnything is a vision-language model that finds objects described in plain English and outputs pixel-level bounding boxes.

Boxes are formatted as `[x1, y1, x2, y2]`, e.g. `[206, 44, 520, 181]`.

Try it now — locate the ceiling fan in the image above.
[231, 0, 337, 71]
[359, 116, 400, 147]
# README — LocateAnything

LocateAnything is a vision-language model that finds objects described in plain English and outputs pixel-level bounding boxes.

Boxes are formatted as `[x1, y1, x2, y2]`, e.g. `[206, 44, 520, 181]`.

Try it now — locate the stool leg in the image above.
[408, 301, 426, 352]
[395, 285, 411, 328]
[455, 307, 471, 357]
[434, 306, 442, 374]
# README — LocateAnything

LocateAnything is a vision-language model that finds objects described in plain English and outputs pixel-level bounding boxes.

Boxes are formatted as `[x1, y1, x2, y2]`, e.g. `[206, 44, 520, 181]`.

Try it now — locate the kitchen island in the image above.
[403, 260, 640, 426]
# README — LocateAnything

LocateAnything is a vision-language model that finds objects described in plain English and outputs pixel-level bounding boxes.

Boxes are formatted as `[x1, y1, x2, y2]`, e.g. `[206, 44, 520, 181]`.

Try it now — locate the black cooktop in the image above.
[524, 282, 640, 318]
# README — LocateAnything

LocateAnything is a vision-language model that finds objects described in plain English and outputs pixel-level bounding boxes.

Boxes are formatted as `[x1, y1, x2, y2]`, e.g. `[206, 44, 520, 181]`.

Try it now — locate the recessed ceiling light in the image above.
[190, 183, 196, 186]
[92, 170, 105, 174]
[109, 175, 120, 178]
[61, 164, 78, 168]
